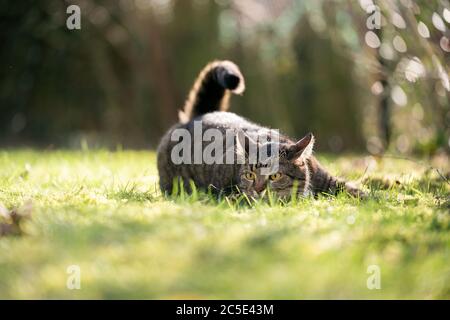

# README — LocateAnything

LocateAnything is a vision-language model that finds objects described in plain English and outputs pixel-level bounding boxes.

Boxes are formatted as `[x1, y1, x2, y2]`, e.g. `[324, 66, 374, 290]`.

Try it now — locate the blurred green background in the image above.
[1, 0, 449, 154]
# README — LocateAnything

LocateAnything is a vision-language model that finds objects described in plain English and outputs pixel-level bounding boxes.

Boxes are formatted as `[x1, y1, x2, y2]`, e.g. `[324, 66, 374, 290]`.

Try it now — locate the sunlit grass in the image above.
[0, 150, 449, 299]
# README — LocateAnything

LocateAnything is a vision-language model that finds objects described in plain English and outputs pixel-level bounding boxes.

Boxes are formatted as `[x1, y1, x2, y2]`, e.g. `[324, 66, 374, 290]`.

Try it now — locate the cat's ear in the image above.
[236, 130, 257, 161]
[287, 133, 315, 160]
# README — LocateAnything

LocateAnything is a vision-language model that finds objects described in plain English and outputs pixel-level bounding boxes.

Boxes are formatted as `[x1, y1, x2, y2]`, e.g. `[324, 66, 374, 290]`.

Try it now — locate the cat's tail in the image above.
[178, 60, 245, 123]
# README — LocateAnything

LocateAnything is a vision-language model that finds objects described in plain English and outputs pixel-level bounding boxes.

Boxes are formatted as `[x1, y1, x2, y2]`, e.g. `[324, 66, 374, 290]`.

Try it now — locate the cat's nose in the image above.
[254, 181, 266, 193]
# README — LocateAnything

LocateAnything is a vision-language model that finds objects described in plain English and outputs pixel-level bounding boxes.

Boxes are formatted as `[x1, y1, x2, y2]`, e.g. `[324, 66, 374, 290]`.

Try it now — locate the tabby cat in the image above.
[157, 60, 365, 199]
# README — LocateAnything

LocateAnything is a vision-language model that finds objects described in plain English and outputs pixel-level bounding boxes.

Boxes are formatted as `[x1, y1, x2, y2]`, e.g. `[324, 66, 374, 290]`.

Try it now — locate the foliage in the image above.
[1, 0, 448, 154]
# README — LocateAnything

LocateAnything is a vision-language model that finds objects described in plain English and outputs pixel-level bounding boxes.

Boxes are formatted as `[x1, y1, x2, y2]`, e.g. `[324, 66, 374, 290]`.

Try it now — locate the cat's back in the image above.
[157, 111, 264, 165]
[197, 111, 260, 131]
[157, 111, 259, 151]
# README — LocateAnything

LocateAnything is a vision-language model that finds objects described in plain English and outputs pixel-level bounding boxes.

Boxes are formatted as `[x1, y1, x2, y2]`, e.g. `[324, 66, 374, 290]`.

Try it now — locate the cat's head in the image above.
[236, 132, 314, 199]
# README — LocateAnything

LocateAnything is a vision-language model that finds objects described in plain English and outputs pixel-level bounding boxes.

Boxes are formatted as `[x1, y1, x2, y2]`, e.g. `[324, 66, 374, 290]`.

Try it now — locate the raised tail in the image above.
[179, 60, 245, 123]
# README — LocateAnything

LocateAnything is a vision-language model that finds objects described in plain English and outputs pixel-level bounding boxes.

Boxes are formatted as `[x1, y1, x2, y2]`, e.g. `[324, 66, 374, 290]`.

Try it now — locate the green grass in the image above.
[0, 150, 449, 299]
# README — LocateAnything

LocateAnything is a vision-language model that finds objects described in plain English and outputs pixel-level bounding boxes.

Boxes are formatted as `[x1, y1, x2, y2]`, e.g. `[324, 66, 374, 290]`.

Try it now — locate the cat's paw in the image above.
[345, 182, 368, 200]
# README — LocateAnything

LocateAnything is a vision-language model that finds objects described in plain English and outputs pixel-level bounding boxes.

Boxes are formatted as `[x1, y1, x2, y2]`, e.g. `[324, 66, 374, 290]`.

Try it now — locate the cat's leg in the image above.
[336, 180, 368, 199]
[309, 158, 367, 198]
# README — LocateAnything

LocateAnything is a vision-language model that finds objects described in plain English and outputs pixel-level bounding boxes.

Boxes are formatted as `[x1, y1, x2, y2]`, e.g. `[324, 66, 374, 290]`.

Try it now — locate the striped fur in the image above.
[179, 60, 245, 123]
[157, 60, 366, 199]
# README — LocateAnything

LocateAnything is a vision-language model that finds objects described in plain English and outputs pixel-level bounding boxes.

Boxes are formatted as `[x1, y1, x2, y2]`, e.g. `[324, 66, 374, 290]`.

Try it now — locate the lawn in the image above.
[0, 150, 448, 299]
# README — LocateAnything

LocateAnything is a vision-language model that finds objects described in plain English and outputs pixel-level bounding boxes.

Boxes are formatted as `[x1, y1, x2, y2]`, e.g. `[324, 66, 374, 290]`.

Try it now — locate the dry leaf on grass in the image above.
[0, 201, 33, 237]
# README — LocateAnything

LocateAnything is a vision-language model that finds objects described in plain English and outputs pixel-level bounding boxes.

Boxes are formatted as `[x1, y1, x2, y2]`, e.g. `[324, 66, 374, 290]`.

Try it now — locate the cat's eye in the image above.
[243, 172, 256, 180]
[269, 173, 283, 181]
